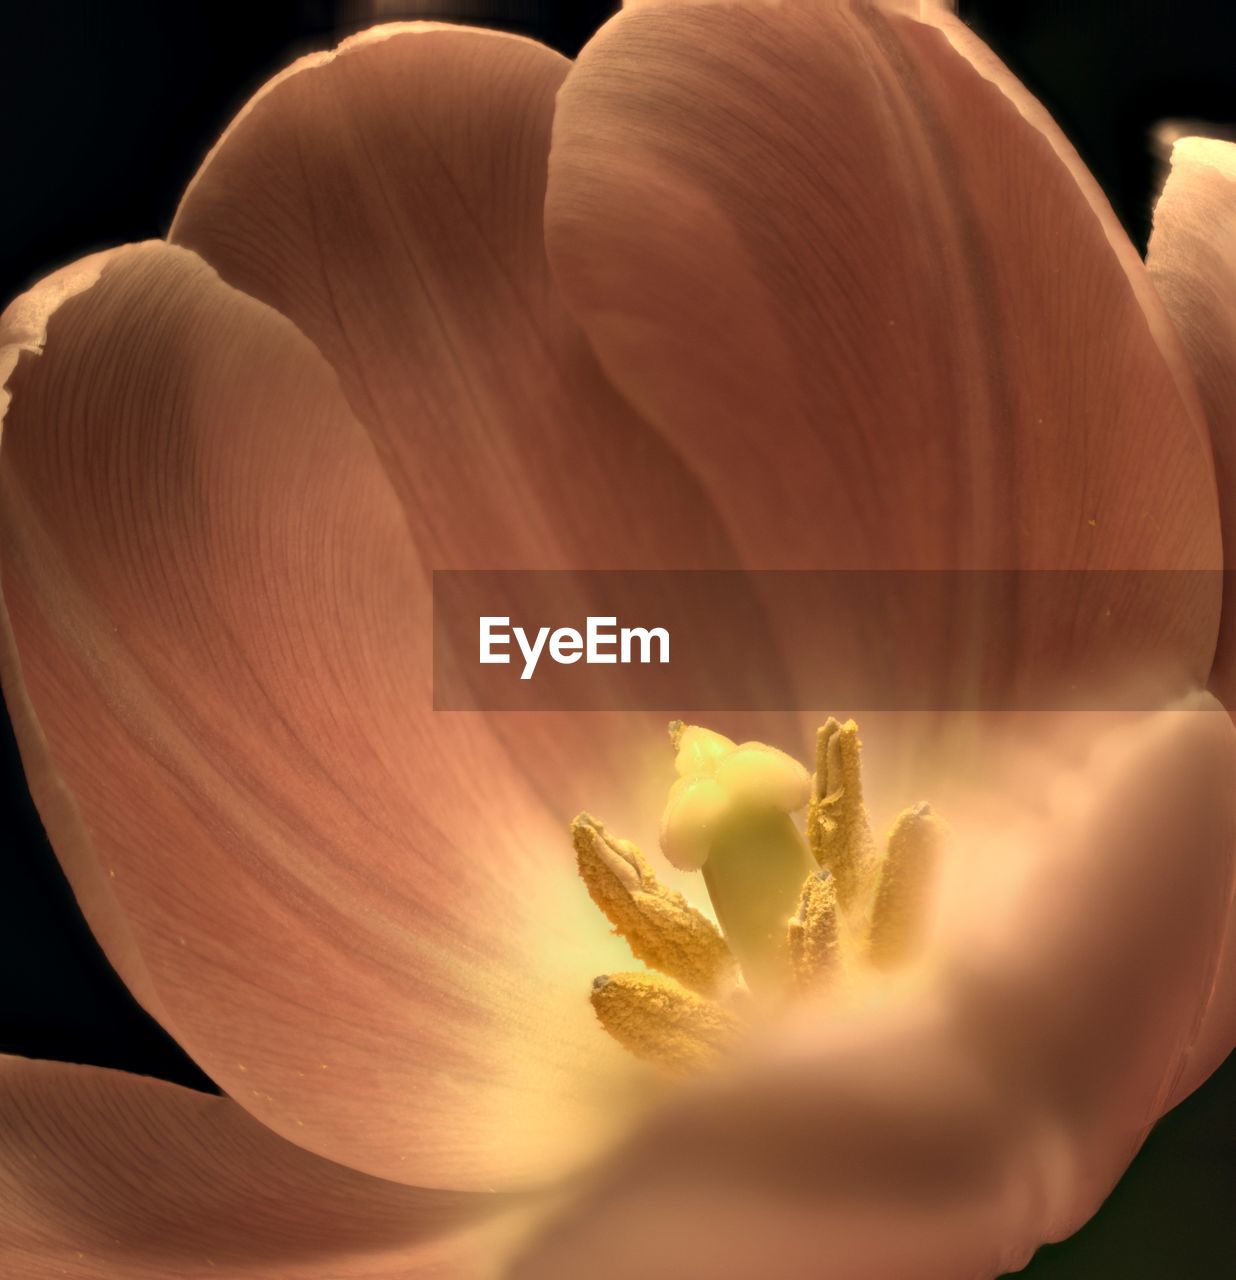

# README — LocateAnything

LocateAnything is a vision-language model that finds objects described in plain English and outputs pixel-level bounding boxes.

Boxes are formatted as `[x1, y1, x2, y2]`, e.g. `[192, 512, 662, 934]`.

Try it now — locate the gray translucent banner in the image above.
[432, 570, 1226, 711]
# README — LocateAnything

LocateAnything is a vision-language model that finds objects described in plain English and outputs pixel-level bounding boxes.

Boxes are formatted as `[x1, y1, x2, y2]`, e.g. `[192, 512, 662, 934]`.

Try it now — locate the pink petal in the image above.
[0, 251, 170, 1028]
[0, 241, 638, 1191]
[172, 22, 730, 573]
[0, 1054, 516, 1278]
[1146, 138, 1236, 1101]
[509, 701, 1236, 1277]
[1148, 139, 1236, 705]
[170, 19, 798, 842]
[516, 1005, 1053, 1279]
[544, 0, 1221, 693]
[941, 700, 1236, 1212]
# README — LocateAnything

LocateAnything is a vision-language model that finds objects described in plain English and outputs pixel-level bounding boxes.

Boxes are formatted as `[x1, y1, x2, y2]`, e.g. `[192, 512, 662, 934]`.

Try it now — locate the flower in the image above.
[1, 2, 1234, 1277]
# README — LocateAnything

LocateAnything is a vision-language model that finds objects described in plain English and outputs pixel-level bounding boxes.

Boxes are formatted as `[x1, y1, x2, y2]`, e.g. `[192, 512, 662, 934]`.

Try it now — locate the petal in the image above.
[1146, 138, 1236, 1099]
[171, 23, 724, 571]
[545, 0, 1221, 695]
[0, 251, 169, 1028]
[0, 241, 640, 1191]
[0, 1055, 517, 1278]
[940, 698, 1236, 1214]
[1148, 138, 1236, 707]
[1163, 880, 1236, 1110]
[509, 701, 1236, 1277]
[510, 998, 1050, 1280]
[170, 18, 797, 850]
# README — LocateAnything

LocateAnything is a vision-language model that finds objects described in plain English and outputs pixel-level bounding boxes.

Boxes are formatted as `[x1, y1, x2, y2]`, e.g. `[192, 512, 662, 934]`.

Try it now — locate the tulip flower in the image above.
[2, 2, 1234, 1277]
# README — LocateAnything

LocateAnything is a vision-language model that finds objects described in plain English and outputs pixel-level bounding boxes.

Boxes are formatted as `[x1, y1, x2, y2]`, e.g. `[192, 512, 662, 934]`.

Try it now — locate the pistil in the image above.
[660, 726, 814, 996]
[701, 809, 814, 996]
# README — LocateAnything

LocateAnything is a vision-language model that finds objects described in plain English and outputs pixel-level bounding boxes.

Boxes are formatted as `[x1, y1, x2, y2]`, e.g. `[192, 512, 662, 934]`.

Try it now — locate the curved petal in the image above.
[940, 698, 1236, 1219]
[512, 999, 1042, 1280]
[1163, 899, 1236, 1110]
[0, 1055, 518, 1278]
[172, 22, 730, 573]
[545, 0, 1221, 702]
[170, 18, 798, 844]
[509, 701, 1236, 1277]
[0, 241, 643, 1191]
[1148, 139, 1236, 705]
[0, 252, 171, 1028]
[1146, 138, 1236, 1101]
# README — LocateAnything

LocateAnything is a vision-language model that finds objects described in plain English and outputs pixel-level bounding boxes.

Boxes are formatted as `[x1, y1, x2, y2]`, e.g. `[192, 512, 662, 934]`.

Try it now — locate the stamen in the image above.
[787, 870, 841, 988]
[809, 717, 878, 908]
[573, 815, 736, 996]
[590, 972, 742, 1073]
[868, 802, 947, 970]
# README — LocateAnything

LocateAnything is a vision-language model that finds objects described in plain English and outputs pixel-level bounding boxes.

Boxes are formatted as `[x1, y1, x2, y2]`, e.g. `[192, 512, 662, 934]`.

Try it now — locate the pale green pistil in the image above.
[702, 808, 813, 997]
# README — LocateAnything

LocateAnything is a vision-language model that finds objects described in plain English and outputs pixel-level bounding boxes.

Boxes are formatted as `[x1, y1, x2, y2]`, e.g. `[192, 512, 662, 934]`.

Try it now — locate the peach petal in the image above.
[171, 24, 708, 572]
[0, 241, 641, 1191]
[171, 18, 799, 844]
[0, 251, 168, 1027]
[941, 699, 1236, 1221]
[1164, 905, 1236, 1110]
[1149, 139, 1236, 703]
[510, 701, 1236, 1277]
[509, 999, 1049, 1280]
[1146, 137, 1236, 1101]
[0, 1055, 519, 1278]
[545, 0, 1221, 705]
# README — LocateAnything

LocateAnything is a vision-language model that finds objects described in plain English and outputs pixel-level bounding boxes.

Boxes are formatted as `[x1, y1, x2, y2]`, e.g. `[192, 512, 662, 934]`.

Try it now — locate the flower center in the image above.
[573, 720, 948, 1072]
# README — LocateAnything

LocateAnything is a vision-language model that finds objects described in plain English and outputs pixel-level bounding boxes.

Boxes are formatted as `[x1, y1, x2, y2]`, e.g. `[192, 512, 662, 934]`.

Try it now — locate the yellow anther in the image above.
[589, 972, 742, 1074]
[671, 722, 736, 777]
[714, 743, 811, 812]
[573, 815, 736, 995]
[787, 870, 841, 989]
[659, 775, 733, 871]
[809, 717, 877, 908]
[868, 802, 948, 970]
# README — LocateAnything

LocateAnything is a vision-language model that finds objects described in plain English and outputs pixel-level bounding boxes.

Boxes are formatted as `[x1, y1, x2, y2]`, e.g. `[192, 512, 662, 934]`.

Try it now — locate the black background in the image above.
[1, 2, 1234, 1275]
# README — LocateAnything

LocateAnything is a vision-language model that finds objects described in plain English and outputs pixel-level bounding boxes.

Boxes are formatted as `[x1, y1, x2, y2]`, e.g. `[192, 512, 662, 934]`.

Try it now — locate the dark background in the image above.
[1, 1, 1233, 1274]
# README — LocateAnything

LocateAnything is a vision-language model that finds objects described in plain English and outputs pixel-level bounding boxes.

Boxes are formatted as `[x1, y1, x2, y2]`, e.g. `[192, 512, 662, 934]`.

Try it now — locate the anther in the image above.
[589, 971, 742, 1073]
[788, 869, 841, 988]
[573, 815, 736, 995]
[809, 717, 877, 908]
[868, 802, 948, 969]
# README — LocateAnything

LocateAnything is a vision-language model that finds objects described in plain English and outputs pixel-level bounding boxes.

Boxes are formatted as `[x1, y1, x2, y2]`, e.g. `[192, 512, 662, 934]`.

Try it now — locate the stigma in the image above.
[574, 720, 948, 1073]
